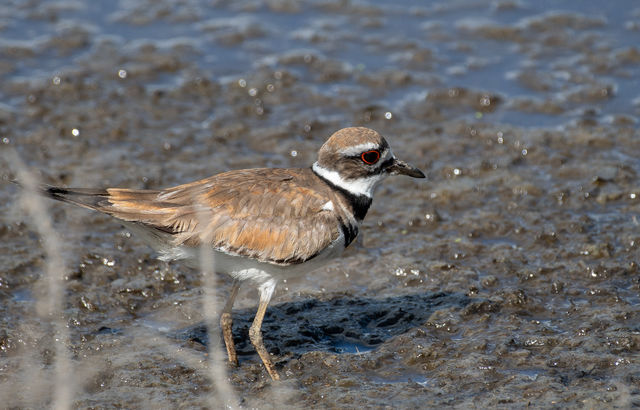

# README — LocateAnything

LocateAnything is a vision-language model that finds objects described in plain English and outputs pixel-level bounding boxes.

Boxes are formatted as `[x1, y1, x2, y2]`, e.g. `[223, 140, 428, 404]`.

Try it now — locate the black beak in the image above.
[387, 158, 425, 178]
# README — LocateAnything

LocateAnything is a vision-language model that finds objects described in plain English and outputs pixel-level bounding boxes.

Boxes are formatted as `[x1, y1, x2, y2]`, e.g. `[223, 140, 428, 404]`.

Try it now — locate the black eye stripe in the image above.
[379, 157, 394, 169]
[360, 157, 394, 177]
[346, 149, 389, 164]
[347, 149, 386, 162]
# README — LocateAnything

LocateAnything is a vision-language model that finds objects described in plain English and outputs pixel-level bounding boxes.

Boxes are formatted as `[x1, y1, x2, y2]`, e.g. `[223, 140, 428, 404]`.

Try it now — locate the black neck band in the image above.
[312, 167, 372, 221]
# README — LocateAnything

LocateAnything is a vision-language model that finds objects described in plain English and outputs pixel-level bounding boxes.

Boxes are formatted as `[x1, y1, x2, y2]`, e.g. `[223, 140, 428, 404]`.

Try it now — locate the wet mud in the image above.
[1, 0, 640, 408]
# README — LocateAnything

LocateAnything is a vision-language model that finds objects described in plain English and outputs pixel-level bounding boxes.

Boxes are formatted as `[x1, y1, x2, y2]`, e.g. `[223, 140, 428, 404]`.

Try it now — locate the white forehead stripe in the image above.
[312, 162, 387, 198]
[338, 142, 380, 156]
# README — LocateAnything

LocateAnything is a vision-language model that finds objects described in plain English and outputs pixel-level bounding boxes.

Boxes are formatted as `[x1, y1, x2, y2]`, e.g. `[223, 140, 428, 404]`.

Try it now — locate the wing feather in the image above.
[97, 169, 341, 265]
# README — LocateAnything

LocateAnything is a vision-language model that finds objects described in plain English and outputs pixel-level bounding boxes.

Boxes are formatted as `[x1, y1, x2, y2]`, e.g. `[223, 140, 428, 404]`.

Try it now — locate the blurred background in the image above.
[1, 0, 639, 407]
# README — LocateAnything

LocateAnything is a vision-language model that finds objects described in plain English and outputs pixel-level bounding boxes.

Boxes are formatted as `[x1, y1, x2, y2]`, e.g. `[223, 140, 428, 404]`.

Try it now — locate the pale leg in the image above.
[220, 280, 241, 366]
[249, 279, 279, 380]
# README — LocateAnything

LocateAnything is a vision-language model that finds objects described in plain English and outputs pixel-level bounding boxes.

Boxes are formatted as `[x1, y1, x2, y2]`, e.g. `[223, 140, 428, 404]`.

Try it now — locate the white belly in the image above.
[122, 221, 347, 285]
[162, 242, 344, 284]
[139, 229, 347, 286]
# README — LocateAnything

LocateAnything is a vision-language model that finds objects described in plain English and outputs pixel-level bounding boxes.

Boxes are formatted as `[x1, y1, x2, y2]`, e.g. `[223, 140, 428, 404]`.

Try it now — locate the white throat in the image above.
[312, 162, 386, 198]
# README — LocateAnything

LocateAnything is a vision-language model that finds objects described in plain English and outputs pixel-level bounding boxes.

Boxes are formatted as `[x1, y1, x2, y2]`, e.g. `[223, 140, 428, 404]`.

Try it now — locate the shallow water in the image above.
[1, 0, 640, 407]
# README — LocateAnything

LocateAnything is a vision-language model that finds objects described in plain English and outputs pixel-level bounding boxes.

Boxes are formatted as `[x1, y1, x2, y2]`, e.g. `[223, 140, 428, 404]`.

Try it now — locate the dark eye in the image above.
[361, 150, 380, 165]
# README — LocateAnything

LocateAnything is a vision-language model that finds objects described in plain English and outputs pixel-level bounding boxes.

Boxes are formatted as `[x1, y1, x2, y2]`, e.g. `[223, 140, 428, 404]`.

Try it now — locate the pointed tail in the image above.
[12, 180, 111, 211]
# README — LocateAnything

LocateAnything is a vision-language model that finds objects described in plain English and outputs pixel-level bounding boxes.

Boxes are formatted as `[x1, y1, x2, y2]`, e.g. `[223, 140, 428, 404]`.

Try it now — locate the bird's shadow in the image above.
[173, 292, 472, 357]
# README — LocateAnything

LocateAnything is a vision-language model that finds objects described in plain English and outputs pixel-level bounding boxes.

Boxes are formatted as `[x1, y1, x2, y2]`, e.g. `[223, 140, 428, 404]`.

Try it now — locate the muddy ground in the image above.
[1, 0, 640, 408]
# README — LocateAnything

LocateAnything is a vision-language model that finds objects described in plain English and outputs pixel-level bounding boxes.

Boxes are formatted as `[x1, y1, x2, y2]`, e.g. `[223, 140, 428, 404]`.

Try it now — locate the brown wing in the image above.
[99, 168, 341, 265]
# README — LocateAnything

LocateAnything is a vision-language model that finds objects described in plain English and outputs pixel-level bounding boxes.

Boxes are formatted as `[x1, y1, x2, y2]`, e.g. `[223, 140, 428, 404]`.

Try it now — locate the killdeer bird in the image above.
[36, 127, 424, 380]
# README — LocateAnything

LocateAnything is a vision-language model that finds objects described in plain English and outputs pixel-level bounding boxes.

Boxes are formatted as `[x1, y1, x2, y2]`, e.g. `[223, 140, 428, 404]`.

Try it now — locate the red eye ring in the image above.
[361, 150, 380, 165]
